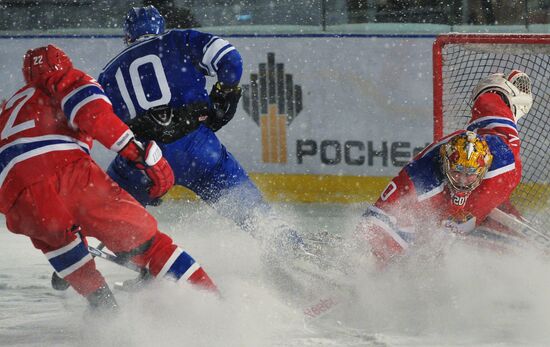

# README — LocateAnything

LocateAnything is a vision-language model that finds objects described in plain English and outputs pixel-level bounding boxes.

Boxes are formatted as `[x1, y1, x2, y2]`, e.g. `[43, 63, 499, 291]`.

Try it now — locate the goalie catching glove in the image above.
[471, 69, 533, 122]
[207, 82, 242, 132]
[119, 139, 175, 198]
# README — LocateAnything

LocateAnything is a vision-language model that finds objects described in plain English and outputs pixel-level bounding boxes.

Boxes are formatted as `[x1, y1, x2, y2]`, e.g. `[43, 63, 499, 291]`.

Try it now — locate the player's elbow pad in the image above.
[216, 50, 243, 86]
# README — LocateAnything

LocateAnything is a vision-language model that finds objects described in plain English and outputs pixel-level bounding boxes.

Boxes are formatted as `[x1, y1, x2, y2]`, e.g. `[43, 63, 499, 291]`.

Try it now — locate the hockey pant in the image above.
[4, 158, 215, 297]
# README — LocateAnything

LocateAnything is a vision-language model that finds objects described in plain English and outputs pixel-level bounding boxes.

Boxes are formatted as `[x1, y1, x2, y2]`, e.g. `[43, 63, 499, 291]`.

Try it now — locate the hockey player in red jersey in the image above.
[0, 45, 217, 309]
[356, 70, 533, 266]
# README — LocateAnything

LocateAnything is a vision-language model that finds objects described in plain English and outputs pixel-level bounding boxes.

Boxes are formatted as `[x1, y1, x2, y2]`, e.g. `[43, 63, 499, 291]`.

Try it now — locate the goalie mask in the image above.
[440, 131, 493, 194]
[22, 44, 73, 87]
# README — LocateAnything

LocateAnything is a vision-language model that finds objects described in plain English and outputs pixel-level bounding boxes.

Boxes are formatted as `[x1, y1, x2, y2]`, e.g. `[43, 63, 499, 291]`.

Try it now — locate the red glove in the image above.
[119, 139, 175, 198]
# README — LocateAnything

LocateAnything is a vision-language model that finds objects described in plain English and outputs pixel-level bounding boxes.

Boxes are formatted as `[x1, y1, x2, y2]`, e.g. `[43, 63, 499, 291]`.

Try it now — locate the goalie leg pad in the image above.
[471, 70, 533, 121]
[359, 219, 408, 264]
[356, 206, 411, 266]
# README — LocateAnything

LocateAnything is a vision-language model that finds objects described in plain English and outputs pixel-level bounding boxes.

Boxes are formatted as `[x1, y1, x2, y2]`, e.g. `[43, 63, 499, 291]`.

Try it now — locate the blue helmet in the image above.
[124, 5, 165, 44]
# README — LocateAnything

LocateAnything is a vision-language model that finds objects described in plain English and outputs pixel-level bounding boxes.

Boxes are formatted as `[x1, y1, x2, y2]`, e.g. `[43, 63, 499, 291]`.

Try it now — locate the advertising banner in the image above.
[0, 35, 436, 201]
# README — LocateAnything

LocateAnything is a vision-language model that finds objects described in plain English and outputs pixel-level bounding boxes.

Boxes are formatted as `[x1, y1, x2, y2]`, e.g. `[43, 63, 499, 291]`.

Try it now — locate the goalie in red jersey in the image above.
[356, 70, 533, 266]
[0, 45, 217, 309]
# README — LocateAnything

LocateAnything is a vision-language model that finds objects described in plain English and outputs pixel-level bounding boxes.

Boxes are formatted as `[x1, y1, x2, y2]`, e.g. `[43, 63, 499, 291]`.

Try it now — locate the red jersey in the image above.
[363, 93, 522, 247]
[0, 69, 132, 213]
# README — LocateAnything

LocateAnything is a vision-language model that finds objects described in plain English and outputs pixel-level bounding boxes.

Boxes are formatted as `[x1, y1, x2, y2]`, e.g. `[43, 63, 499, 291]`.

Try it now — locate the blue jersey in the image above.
[98, 29, 243, 122]
[99, 28, 304, 249]
[100, 28, 259, 218]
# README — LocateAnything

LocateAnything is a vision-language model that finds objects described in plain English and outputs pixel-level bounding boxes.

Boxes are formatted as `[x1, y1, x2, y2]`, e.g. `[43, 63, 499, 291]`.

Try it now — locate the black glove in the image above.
[127, 103, 209, 143]
[207, 82, 242, 132]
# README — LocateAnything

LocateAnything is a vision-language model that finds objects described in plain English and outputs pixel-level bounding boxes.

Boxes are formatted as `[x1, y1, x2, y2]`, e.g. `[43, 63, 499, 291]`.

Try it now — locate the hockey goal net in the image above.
[433, 33, 550, 230]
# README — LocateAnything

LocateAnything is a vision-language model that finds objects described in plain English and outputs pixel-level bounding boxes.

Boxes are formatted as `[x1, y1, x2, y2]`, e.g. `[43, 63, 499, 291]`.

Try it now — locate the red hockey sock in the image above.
[64, 260, 107, 297]
[131, 231, 218, 293]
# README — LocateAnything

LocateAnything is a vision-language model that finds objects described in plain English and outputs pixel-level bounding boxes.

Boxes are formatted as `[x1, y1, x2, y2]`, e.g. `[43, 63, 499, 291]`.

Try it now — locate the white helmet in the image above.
[471, 70, 533, 122]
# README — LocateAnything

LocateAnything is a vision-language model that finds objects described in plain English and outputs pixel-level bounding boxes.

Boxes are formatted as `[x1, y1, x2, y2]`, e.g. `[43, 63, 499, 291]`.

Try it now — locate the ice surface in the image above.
[1, 201, 550, 347]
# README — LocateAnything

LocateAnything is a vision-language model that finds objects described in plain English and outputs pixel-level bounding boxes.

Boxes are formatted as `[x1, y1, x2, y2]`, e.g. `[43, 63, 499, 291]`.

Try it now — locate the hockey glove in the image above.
[127, 103, 209, 144]
[119, 139, 175, 198]
[207, 82, 242, 132]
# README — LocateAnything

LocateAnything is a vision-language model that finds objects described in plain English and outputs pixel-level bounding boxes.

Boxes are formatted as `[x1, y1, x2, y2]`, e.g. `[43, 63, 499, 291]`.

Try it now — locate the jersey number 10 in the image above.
[115, 54, 172, 119]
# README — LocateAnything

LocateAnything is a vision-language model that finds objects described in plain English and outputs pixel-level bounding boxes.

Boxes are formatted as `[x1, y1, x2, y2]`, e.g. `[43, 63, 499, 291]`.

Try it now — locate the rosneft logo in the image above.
[242, 53, 303, 164]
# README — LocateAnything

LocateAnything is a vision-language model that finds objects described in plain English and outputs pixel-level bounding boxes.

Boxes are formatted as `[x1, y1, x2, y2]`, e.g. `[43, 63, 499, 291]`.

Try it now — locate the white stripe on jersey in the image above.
[469, 115, 517, 126]
[202, 37, 231, 76]
[68, 94, 112, 129]
[417, 183, 445, 202]
[484, 162, 515, 179]
[0, 134, 90, 157]
[202, 36, 217, 54]
[61, 83, 100, 111]
[0, 143, 87, 187]
[508, 135, 520, 146]
[213, 46, 235, 71]
[110, 129, 133, 152]
[473, 121, 519, 134]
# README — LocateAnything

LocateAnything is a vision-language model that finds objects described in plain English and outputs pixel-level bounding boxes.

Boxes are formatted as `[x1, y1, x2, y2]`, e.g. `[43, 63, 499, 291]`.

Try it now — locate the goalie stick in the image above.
[488, 208, 550, 250]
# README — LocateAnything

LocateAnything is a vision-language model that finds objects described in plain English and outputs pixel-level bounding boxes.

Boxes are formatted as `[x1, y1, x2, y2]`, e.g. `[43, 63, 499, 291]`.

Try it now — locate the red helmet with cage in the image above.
[22, 44, 73, 87]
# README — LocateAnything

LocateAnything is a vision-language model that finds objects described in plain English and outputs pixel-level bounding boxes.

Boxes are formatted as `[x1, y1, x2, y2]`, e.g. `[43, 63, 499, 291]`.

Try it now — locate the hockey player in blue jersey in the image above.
[98, 5, 304, 253]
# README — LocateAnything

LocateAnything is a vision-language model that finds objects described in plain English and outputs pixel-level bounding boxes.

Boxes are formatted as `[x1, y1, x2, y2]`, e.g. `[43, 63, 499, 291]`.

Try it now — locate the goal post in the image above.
[432, 33, 550, 230]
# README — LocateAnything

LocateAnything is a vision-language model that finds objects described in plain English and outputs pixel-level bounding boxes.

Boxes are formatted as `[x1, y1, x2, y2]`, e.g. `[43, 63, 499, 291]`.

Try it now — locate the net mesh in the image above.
[438, 39, 550, 230]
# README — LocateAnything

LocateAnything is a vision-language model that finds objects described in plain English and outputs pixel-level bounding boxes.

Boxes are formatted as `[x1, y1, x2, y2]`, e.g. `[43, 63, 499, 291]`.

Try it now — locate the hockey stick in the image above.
[285, 251, 352, 323]
[51, 242, 106, 291]
[488, 208, 550, 250]
[51, 243, 146, 291]
[87, 245, 144, 273]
